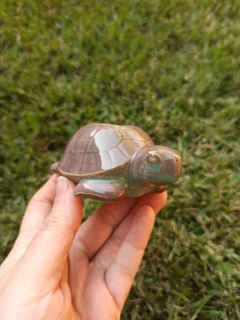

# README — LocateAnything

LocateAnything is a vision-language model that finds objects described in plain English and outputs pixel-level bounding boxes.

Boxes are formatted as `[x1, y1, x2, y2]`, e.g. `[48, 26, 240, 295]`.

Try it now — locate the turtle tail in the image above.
[50, 162, 60, 174]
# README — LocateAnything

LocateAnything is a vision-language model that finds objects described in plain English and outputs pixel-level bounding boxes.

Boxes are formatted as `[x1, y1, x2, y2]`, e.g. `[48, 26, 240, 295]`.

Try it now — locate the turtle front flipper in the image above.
[74, 180, 126, 202]
[152, 185, 168, 193]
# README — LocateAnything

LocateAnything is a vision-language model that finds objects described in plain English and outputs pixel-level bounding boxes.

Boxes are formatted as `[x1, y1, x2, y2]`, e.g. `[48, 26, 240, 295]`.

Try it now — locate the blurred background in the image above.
[1, 0, 240, 319]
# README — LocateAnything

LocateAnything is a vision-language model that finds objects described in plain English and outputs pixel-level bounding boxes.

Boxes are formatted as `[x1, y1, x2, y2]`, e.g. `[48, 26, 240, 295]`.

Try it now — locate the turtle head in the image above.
[131, 146, 182, 186]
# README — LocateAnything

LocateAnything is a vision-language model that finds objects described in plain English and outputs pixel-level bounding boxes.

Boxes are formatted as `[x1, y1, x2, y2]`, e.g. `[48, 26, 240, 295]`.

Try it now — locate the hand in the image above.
[0, 175, 167, 320]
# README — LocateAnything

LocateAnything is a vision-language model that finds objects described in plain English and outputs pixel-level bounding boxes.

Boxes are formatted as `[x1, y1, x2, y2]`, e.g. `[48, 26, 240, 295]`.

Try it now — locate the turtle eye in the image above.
[145, 152, 161, 165]
[147, 155, 158, 163]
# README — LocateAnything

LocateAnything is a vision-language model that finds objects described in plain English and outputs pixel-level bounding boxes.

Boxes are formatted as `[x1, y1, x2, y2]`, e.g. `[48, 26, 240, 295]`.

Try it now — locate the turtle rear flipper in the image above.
[74, 180, 126, 202]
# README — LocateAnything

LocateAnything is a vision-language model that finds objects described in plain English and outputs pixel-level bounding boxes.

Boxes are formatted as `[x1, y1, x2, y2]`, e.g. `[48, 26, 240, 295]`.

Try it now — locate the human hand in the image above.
[0, 174, 167, 320]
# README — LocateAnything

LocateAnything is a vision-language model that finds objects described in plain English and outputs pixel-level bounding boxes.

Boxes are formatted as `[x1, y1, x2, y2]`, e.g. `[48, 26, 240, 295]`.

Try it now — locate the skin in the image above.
[0, 174, 167, 320]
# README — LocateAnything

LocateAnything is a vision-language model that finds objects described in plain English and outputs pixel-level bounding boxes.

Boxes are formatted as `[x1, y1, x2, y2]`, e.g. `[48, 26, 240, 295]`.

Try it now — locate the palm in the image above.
[68, 195, 153, 320]
[70, 255, 120, 320]
[56, 253, 119, 320]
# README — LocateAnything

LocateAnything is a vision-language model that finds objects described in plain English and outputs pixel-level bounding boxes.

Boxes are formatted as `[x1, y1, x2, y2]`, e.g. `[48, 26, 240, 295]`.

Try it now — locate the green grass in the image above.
[1, 0, 240, 318]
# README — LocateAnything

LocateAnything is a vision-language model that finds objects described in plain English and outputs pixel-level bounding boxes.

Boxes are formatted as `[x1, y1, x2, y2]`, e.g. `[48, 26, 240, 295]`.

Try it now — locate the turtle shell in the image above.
[58, 123, 154, 176]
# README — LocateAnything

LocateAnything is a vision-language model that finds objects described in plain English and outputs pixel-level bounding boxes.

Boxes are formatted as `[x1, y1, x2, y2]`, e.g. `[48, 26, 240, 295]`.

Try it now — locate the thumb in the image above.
[18, 176, 83, 279]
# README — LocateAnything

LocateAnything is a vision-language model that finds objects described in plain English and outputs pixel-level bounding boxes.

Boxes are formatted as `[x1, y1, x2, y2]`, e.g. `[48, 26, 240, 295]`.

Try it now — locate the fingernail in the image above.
[55, 176, 69, 199]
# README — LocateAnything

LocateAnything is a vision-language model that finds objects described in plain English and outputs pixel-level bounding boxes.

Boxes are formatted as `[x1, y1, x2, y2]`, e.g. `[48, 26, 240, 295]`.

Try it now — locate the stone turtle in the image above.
[51, 123, 182, 202]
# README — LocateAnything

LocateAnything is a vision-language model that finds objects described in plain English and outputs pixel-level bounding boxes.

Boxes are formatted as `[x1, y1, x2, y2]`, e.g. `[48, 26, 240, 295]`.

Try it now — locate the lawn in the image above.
[1, 0, 240, 319]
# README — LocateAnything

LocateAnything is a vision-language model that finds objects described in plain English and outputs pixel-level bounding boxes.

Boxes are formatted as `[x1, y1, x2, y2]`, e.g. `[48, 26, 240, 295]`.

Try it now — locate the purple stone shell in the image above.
[58, 123, 154, 175]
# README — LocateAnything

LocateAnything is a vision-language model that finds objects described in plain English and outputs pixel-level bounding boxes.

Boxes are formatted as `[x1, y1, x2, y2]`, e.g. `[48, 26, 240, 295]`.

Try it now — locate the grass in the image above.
[1, 0, 240, 318]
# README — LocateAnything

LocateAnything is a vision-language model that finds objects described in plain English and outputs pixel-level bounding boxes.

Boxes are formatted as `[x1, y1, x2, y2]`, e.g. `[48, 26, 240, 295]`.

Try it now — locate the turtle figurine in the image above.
[51, 123, 182, 202]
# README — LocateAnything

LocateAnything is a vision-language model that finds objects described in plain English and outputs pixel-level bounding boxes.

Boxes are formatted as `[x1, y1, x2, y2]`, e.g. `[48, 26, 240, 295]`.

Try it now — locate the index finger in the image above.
[70, 191, 167, 261]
